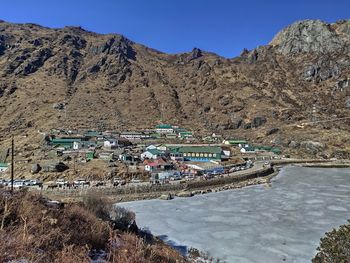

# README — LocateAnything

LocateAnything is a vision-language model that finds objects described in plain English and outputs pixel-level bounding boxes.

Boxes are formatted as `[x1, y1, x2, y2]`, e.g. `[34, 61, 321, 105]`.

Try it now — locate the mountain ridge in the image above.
[0, 19, 349, 158]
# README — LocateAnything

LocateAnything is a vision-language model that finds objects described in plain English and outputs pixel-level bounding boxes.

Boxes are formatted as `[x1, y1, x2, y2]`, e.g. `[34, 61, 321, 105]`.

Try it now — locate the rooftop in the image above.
[156, 124, 173, 129]
[178, 146, 221, 154]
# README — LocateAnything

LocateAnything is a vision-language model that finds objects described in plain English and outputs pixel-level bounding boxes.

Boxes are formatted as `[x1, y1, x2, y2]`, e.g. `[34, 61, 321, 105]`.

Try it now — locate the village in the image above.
[0, 124, 282, 189]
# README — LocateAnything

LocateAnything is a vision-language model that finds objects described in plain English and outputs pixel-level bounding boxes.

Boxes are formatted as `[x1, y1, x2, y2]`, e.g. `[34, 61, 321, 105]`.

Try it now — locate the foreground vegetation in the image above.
[313, 220, 350, 263]
[0, 189, 186, 263]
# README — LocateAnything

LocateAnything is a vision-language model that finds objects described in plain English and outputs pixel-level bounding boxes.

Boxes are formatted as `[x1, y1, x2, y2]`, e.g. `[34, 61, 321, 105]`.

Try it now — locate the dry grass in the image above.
[0, 189, 186, 263]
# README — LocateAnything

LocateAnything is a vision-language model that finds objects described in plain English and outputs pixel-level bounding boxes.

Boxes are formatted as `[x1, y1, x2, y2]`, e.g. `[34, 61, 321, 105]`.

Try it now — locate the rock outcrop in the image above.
[270, 20, 349, 55]
[300, 141, 325, 155]
[42, 162, 69, 173]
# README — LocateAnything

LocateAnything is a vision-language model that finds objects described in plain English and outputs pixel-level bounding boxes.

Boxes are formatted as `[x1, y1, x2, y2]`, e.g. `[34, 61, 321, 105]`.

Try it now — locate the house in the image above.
[145, 144, 158, 150]
[178, 131, 193, 139]
[120, 132, 150, 140]
[156, 144, 167, 151]
[155, 124, 174, 134]
[223, 139, 248, 147]
[119, 154, 133, 162]
[168, 147, 184, 161]
[240, 146, 255, 154]
[140, 149, 164, 160]
[84, 130, 102, 138]
[144, 162, 158, 172]
[179, 146, 222, 162]
[104, 139, 119, 149]
[50, 138, 82, 149]
[0, 163, 8, 173]
[85, 151, 95, 161]
[166, 133, 177, 139]
[143, 158, 172, 172]
[73, 141, 82, 150]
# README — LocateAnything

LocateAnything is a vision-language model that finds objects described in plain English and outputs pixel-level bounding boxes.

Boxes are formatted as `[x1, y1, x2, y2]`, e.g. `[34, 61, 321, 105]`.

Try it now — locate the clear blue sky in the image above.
[0, 0, 349, 57]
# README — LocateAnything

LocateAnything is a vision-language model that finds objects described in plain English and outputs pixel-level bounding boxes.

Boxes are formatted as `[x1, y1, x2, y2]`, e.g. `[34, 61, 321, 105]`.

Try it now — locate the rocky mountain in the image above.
[0, 19, 349, 157]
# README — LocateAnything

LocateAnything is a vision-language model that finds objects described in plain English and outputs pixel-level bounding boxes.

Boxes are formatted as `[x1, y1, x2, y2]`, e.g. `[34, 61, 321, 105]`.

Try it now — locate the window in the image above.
[200, 153, 204, 157]
[183, 153, 187, 157]
[204, 153, 208, 157]
[213, 153, 217, 157]
[192, 153, 196, 157]
[209, 154, 212, 157]
[195, 153, 199, 157]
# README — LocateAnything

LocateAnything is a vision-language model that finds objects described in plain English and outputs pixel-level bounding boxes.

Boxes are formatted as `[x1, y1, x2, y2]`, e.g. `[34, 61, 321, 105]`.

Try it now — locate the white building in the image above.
[155, 124, 174, 134]
[0, 163, 9, 173]
[120, 132, 149, 140]
[104, 139, 118, 148]
[141, 149, 164, 160]
[73, 141, 82, 150]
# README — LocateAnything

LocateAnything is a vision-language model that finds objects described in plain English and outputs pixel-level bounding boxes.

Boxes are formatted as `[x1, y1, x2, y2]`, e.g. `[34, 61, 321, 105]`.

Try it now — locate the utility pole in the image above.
[11, 136, 14, 193]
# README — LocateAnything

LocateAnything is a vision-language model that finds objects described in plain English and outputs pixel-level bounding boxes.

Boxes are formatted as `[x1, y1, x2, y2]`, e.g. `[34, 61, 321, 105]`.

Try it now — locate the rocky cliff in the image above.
[0, 19, 349, 157]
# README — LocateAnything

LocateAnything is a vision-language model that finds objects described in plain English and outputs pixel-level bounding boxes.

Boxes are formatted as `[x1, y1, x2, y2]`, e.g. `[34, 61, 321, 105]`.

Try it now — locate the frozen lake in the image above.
[120, 166, 350, 262]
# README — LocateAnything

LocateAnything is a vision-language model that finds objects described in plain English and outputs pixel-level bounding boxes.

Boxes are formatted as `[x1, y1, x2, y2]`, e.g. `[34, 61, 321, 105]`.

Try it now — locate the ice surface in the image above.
[120, 167, 350, 262]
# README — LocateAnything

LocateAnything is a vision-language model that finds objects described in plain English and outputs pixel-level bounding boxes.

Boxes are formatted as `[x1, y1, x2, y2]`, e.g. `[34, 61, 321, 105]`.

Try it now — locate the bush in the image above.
[81, 193, 112, 221]
[313, 220, 350, 263]
[0, 189, 186, 262]
[110, 206, 137, 232]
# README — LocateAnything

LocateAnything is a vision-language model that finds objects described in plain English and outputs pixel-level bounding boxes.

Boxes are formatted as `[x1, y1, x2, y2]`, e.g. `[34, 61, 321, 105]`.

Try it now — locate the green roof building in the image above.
[50, 138, 82, 149]
[85, 151, 95, 161]
[224, 139, 248, 145]
[0, 163, 9, 172]
[155, 124, 173, 129]
[179, 146, 222, 162]
[155, 124, 174, 134]
[166, 133, 177, 139]
[178, 131, 193, 138]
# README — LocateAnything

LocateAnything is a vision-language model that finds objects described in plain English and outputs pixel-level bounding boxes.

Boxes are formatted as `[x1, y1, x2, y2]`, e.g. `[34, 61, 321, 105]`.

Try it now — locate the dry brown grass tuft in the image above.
[0, 189, 186, 263]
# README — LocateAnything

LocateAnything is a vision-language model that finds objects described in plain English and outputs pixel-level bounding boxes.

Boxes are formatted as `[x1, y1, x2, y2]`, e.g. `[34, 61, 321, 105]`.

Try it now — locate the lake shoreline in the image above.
[120, 166, 350, 262]
[42, 159, 350, 203]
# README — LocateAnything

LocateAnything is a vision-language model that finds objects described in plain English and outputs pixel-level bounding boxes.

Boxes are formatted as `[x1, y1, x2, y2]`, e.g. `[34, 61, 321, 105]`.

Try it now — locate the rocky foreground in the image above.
[0, 188, 189, 263]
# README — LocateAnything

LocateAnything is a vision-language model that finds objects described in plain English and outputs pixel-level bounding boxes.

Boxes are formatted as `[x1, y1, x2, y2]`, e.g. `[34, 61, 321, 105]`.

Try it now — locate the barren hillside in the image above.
[0, 19, 350, 157]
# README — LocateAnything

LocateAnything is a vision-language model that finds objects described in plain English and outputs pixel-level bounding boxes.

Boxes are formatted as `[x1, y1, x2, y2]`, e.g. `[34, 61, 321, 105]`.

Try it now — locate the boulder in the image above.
[108, 167, 117, 178]
[345, 98, 350, 109]
[231, 118, 243, 129]
[176, 191, 193, 198]
[31, 163, 41, 174]
[303, 65, 316, 81]
[159, 193, 173, 200]
[53, 103, 65, 110]
[266, 128, 279, 136]
[243, 122, 252, 129]
[42, 162, 69, 172]
[289, 141, 300, 149]
[62, 155, 72, 162]
[252, 116, 267, 128]
[300, 141, 325, 155]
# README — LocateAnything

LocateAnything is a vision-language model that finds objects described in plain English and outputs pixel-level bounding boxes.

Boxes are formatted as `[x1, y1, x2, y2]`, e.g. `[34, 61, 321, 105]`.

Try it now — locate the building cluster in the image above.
[0, 124, 282, 182]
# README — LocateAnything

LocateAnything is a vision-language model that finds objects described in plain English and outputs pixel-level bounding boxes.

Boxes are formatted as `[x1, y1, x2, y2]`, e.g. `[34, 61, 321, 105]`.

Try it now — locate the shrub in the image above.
[109, 206, 137, 232]
[0, 189, 185, 263]
[313, 220, 350, 263]
[81, 193, 112, 221]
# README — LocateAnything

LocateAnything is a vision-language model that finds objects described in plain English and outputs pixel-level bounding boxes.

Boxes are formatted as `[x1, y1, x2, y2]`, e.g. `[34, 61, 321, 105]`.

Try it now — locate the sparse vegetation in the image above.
[313, 220, 350, 263]
[0, 189, 186, 262]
